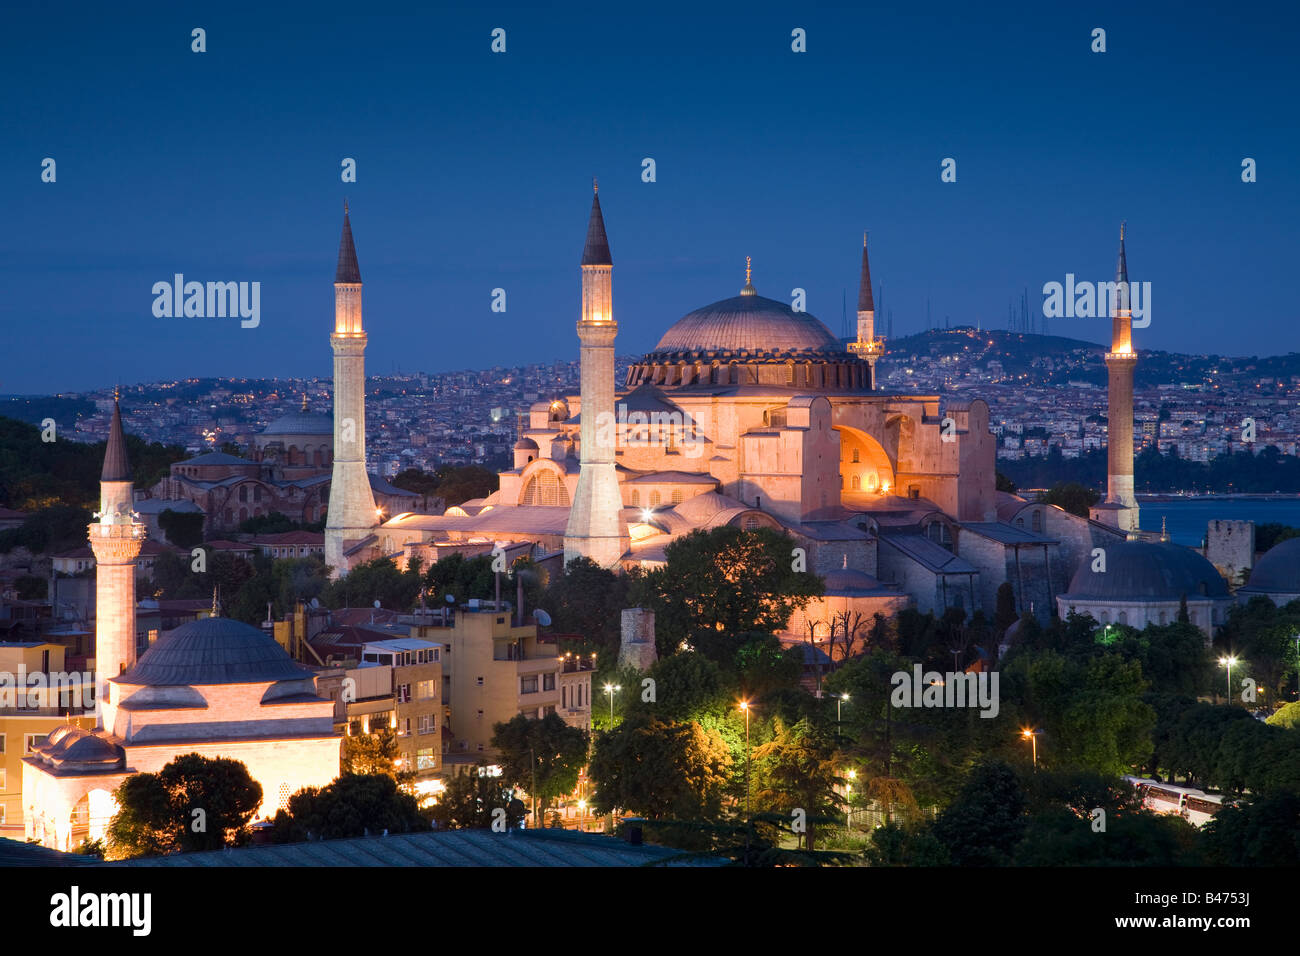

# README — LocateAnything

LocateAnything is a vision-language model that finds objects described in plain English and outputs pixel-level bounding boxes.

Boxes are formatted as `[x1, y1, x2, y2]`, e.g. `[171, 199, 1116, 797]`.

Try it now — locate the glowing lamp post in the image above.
[739, 700, 752, 821]
[1218, 655, 1238, 704]
[1021, 728, 1040, 769]
[845, 768, 856, 829]
[604, 683, 621, 727]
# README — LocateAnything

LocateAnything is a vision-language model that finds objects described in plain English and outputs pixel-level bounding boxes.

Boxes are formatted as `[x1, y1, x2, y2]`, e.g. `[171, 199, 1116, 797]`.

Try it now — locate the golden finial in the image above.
[863, 231, 868, 248]
[745, 256, 752, 284]
[113, 384, 120, 403]
[1120, 220, 1126, 241]
[593, 177, 598, 194]
[211, 585, 220, 617]
[344, 198, 349, 215]
[301, 392, 309, 412]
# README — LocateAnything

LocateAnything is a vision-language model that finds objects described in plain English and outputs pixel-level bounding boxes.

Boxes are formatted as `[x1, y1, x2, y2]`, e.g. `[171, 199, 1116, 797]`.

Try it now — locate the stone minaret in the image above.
[1103, 222, 1140, 533]
[88, 396, 145, 722]
[564, 182, 627, 568]
[325, 203, 379, 576]
[847, 232, 882, 388]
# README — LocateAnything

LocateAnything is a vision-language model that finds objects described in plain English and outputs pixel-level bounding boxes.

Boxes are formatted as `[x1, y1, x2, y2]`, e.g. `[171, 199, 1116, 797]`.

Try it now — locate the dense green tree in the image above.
[865, 821, 950, 866]
[538, 556, 629, 656]
[106, 753, 263, 858]
[272, 774, 426, 842]
[631, 526, 823, 658]
[427, 766, 527, 830]
[931, 762, 1027, 866]
[1202, 793, 1300, 866]
[423, 551, 495, 605]
[1266, 700, 1300, 730]
[0, 503, 93, 555]
[752, 718, 843, 850]
[1218, 596, 1300, 704]
[322, 556, 422, 610]
[588, 717, 733, 820]
[490, 713, 589, 819]
[155, 508, 204, 548]
[341, 726, 415, 790]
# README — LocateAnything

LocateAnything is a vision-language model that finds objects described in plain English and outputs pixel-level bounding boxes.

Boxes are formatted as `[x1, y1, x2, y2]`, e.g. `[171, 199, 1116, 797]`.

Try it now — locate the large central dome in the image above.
[654, 291, 843, 354]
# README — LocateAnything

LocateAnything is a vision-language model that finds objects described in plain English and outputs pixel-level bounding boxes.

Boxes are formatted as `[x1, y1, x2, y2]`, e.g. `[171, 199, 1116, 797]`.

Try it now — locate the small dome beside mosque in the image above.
[262, 409, 333, 437]
[1240, 537, 1300, 595]
[1062, 541, 1228, 601]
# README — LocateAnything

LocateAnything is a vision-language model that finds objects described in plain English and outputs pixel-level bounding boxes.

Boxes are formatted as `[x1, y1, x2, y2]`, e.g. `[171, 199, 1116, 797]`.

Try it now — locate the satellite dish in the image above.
[310, 598, 321, 609]
[534, 609, 552, 627]
[445, 594, 456, 604]
[373, 599, 381, 609]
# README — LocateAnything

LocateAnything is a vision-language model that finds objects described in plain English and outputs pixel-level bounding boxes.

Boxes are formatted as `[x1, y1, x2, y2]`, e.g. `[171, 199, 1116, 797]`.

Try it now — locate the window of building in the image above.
[649, 491, 661, 507]
[543, 673, 555, 692]
[0, 768, 6, 790]
[419, 714, 436, 735]
[417, 747, 437, 770]
[25, 734, 46, 754]
[477, 709, 484, 719]
[852, 448, 860, 463]
[631, 491, 640, 507]
[368, 713, 392, 732]
[1031, 511, 1043, 533]
[399, 718, 410, 736]
[851, 475, 860, 490]
[476, 676, 484, 686]
[562, 686, 567, 707]
[671, 489, 683, 505]
[520, 676, 539, 694]
[239, 486, 248, 502]
[416, 680, 437, 700]
[348, 719, 363, 736]
[0, 805, 5, 825]
[397, 684, 411, 703]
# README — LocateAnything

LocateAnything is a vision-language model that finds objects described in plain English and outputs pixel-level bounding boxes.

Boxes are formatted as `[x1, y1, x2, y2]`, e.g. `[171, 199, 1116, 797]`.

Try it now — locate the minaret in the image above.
[88, 394, 145, 723]
[847, 232, 883, 387]
[325, 203, 379, 576]
[564, 181, 627, 568]
[1103, 222, 1140, 533]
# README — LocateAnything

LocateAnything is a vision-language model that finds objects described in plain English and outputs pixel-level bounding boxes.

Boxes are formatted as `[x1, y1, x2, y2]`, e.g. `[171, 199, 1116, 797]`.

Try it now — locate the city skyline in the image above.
[4, 3, 1298, 394]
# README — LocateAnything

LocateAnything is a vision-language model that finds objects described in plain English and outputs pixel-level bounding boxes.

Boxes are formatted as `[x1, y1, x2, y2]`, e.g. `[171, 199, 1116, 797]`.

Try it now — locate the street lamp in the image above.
[837, 692, 850, 724]
[1021, 728, 1040, 768]
[603, 683, 621, 726]
[739, 700, 752, 821]
[845, 768, 856, 829]
[1218, 655, 1238, 704]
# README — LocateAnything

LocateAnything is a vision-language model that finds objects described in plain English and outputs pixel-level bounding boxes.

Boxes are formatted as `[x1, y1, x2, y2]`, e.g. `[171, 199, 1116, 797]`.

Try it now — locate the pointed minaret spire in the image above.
[581, 181, 612, 267]
[1102, 221, 1140, 534]
[848, 231, 882, 388]
[741, 256, 756, 296]
[101, 396, 132, 482]
[335, 203, 361, 284]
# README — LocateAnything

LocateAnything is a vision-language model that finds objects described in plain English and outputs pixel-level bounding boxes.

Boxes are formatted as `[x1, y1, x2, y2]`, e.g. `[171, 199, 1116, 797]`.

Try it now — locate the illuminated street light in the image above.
[1021, 728, 1040, 768]
[1218, 655, 1238, 704]
[739, 700, 752, 822]
[604, 683, 621, 726]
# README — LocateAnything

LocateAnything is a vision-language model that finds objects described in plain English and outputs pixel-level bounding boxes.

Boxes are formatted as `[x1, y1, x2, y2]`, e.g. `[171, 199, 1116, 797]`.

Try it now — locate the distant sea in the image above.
[1137, 498, 1300, 547]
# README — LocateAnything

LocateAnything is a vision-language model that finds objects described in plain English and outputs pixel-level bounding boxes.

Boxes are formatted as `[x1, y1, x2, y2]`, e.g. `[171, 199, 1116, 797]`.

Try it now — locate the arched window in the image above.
[851, 475, 860, 490]
[1031, 510, 1042, 533]
[670, 490, 683, 505]
[744, 516, 760, 530]
[1118, 611, 1128, 626]
[852, 449, 860, 463]
[239, 486, 248, 503]
[630, 491, 640, 507]
[649, 491, 661, 507]
[865, 472, 879, 492]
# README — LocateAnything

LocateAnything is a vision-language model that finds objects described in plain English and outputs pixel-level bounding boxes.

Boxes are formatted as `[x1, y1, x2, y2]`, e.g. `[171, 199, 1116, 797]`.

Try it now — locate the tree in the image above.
[106, 753, 263, 859]
[633, 526, 823, 659]
[322, 556, 422, 611]
[490, 713, 589, 821]
[428, 765, 526, 830]
[995, 472, 1018, 494]
[539, 557, 629, 656]
[931, 762, 1027, 866]
[272, 774, 426, 843]
[342, 726, 415, 790]
[156, 508, 204, 549]
[994, 581, 1018, 635]
[1202, 793, 1300, 866]
[1266, 701, 1300, 730]
[588, 718, 732, 820]
[753, 718, 843, 851]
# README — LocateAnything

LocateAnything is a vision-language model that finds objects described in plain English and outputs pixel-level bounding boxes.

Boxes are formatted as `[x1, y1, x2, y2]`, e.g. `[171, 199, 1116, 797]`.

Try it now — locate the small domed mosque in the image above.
[1237, 537, 1300, 606]
[23, 407, 339, 851]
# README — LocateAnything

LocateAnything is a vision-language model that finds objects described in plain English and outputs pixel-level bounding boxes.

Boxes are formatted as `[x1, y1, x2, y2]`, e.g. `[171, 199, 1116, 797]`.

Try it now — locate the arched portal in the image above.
[834, 426, 896, 500]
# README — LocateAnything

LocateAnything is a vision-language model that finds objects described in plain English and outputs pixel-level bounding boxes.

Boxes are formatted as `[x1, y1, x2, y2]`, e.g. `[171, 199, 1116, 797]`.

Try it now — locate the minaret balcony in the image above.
[848, 337, 885, 358]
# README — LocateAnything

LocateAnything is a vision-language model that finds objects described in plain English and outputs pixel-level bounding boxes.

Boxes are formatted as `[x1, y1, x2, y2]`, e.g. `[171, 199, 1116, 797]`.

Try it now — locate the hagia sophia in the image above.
[22, 186, 1273, 851]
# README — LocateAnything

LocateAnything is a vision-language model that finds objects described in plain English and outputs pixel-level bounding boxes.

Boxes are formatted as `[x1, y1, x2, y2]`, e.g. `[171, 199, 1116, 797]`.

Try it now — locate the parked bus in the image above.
[1123, 776, 1228, 827]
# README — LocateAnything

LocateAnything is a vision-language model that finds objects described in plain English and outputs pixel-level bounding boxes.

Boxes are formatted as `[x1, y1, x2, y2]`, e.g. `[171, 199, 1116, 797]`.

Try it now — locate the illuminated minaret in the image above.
[88, 394, 145, 722]
[847, 232, 883, 388]
[1103, 222, 1140, 533]
[325, 203, 379, 576]
[564, 181, 627, 568]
